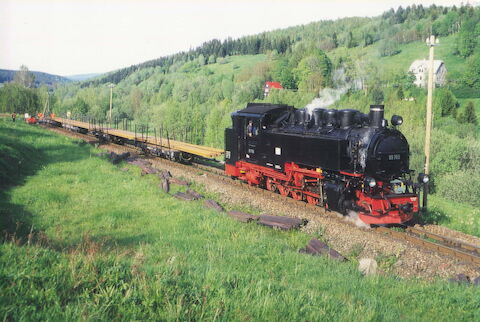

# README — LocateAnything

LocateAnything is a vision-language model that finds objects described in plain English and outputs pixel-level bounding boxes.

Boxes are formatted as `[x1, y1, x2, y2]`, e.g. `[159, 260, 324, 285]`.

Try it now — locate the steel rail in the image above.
[406, 227, 480, 257]
[376, 227, 480, 266]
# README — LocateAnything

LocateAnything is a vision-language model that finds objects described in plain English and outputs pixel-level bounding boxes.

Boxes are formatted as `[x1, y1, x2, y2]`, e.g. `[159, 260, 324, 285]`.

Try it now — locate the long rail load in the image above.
[50, 117, 224, 161]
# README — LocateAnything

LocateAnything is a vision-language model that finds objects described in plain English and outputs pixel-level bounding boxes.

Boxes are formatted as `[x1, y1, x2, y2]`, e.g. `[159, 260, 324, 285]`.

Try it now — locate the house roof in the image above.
[264, 81, 283, 89]
[409, 59, 445, 74]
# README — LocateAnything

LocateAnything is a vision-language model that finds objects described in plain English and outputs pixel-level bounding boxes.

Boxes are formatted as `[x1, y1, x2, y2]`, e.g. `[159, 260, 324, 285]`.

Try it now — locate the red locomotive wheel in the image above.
[277, 185, 289, 196]
[266, 178, 277, 193]
[291, 191, 303, 201]
[306, 195, 318, 205]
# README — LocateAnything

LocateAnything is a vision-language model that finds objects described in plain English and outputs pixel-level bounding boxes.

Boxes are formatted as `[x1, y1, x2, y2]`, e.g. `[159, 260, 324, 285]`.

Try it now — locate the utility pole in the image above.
[108, 83, 115, 124]
[42, 92, 49, 115]
[42, 89, 53, 117]
[423, 35, 439, 211]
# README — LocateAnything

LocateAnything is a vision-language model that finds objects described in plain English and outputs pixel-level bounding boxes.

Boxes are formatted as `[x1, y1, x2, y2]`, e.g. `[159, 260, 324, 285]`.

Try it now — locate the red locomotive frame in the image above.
[226, 161, 419, 225]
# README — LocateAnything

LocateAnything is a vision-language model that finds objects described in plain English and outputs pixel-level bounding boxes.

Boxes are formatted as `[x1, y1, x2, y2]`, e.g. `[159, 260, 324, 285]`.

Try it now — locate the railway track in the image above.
[377, 226, 480, 266]
[44, 124, 480, 267]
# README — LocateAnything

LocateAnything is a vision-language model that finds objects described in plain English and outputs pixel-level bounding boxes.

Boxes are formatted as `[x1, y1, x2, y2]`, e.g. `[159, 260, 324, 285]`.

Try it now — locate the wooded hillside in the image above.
[1, 4, 479, 219]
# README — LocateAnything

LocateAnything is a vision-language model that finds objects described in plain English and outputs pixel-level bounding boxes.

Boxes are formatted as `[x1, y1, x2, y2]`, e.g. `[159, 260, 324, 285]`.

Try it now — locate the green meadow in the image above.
[1, 119, 479, 320]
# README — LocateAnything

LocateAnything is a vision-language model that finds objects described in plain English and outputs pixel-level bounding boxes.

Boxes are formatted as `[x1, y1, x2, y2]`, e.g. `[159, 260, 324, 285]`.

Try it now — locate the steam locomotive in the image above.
[225, 103, 423, 225]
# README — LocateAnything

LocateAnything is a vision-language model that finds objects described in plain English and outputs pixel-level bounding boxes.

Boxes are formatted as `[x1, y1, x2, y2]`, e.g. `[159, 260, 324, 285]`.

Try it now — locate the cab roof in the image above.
[236, 103, 293, 116]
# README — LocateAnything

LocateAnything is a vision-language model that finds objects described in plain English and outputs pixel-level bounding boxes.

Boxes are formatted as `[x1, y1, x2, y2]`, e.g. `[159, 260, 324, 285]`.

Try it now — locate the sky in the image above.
[0, 0, 471, 76]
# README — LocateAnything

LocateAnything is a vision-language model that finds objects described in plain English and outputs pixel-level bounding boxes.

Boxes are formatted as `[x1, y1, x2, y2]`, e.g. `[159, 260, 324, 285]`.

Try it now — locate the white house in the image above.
[408, 59, 447, 88]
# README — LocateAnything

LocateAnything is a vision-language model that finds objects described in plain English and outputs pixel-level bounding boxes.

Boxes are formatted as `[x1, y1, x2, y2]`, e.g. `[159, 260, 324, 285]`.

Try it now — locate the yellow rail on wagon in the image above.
[52, 117, 224, 159]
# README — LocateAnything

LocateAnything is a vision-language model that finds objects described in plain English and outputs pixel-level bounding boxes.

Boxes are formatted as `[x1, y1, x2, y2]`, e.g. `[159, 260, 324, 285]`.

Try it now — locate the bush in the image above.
[378, 39, 401, 57]
[430, 131, 469, 176]
[437, 89, 457, 116]
[451, 86, 480, 99]
[370, 88, 384, 104]
[457, 101, 477, 125]
[232, 77, 263, 105]
[434, 117, 477, 139]
[293, 51, 332, 92]
[436, 170, 480, 207]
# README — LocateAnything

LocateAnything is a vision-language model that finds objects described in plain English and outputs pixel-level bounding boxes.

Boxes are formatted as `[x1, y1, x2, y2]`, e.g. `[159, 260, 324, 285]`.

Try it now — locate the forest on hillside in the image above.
[0, 68, 70, 88]
[1, 4, 479, 219]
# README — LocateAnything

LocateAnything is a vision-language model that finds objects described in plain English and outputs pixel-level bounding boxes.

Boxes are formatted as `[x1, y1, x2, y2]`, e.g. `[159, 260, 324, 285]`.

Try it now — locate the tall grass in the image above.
[1, 119, 479, 320]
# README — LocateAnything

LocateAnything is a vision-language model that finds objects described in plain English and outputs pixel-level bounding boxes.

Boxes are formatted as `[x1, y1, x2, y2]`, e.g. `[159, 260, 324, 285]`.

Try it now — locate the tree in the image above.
[14, 65, 35, 88]
[397, 86, 404, 100]
[332, 32, 338, 48]
[371, 88, 384, 104]
[197, 54, 206, 66]
[378, 39, 401, 57]
[0, 82, 39, 114]
[318, 38, 337, 51]
[208, 55, 216, 64]
[439, 89, 457, 116]
[392, 71, 416, 91]
[363, 33, 374, 47]
[462, 54, 480, 90]
[346, 31, 356, 48]
[458, 101, 477, 125]
[232, 77, 263, 105]
[273, 57, 296, 89]
[455, 14, 479, 58]
[130, 87, 143, 117]
[394, 6, 406, 24]
[293, 51, 332, 92]
[72, 97, 89, 116]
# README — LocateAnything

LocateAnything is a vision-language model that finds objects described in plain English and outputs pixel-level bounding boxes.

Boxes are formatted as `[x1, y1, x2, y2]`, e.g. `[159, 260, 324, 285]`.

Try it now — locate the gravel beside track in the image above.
[45, 126, 480, 281]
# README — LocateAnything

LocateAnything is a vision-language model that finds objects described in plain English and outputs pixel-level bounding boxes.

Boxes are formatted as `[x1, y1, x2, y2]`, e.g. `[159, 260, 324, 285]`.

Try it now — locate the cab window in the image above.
[246, 119, 259, 137]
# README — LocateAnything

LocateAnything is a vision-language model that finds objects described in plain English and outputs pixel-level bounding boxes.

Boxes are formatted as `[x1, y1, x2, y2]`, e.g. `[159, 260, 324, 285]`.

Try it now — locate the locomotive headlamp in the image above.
[365, 177, 376, 188]
[418, 173, 429, 184]
[391, 115, 403, 126]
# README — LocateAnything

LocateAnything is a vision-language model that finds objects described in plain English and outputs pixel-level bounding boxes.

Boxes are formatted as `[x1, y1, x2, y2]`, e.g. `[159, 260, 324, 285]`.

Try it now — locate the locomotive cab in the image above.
[225, 103, 292, 168]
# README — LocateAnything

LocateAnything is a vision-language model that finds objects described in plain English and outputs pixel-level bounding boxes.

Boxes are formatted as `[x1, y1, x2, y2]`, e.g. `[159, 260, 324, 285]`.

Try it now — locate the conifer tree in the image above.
[439, 89, 456, 116]
[460, 101, 478, 125]
[397, 86, 404, 100]
[332, 32, 338, 48]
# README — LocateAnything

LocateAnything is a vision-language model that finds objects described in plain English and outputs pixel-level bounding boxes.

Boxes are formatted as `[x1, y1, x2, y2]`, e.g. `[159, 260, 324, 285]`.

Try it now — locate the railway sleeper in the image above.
[227, 211, 259, 223]
[204, 200, 224, 212]
[300, 238, 347, 261]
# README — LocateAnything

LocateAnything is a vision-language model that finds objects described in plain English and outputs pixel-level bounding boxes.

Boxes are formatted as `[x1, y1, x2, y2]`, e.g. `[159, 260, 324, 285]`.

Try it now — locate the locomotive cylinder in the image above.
[369, 105, 385, 128]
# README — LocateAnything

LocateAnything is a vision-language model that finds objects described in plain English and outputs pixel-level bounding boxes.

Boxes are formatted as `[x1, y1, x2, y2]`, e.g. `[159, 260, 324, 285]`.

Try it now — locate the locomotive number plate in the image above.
[388, 154, 401, 161]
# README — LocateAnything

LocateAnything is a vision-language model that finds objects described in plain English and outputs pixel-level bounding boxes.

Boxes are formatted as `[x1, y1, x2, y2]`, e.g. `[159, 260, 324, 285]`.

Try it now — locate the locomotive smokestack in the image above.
[369, 105, 385, 128]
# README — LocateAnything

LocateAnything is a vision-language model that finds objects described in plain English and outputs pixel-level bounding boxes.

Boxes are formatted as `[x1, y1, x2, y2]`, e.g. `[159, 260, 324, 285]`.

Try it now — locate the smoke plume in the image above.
[305, 67, 352, 113]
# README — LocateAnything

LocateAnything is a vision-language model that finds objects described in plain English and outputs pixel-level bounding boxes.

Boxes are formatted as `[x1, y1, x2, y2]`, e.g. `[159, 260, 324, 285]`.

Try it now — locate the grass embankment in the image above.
[1, 119, 479, 320]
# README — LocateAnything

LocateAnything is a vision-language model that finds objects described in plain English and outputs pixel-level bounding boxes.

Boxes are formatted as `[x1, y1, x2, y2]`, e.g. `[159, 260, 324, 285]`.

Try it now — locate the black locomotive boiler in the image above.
[225, 103, 420, 225]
